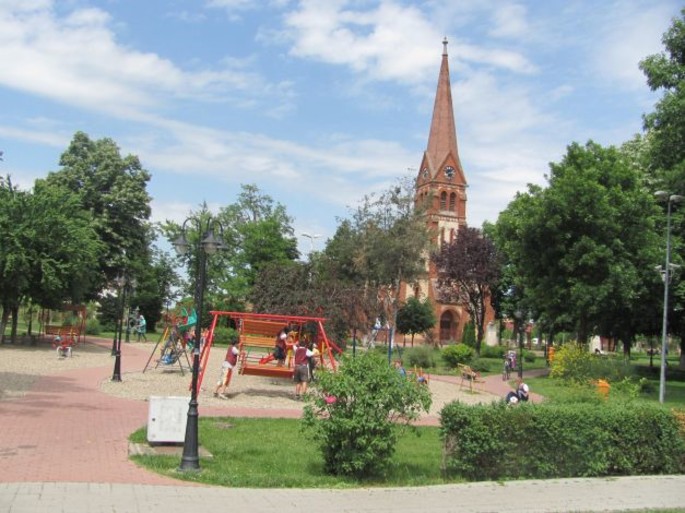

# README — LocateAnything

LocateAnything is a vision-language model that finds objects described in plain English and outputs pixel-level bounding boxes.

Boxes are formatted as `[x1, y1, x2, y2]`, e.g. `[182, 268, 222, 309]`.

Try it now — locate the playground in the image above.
[0, 337, 499, 416]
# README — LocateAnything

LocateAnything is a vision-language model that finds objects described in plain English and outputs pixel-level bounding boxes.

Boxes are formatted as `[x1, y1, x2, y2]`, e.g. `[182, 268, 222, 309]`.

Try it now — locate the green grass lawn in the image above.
[130, 417, 451, 488]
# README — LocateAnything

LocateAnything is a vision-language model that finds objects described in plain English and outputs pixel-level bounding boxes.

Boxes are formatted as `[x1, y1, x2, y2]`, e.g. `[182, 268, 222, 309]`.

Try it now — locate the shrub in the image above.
[523, 350, 536, 363]
[468, 358, 490, 373]
[403, 345, 437, 369]
[550, 344, 633, 383]
[85, 318, 102, 336]
[442, 343, 473, 368]
[440, 401, 685, 480]
[480, 345, 506, 359]
[461, 321, 476, 347]
[302, 352, 432, 478]
[549, 344, 595, 382]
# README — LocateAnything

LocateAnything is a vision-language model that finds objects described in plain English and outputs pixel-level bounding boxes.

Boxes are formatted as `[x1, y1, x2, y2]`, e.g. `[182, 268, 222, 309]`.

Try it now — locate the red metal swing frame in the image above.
[194, 311, 343, 392]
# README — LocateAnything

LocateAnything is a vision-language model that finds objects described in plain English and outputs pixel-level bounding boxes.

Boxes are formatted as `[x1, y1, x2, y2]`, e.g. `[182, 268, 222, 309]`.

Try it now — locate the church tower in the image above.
[409, 38, 469, 343]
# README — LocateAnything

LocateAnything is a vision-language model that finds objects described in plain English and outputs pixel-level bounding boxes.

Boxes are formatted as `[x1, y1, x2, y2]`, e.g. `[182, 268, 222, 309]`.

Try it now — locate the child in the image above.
[214, 340, 239, 398]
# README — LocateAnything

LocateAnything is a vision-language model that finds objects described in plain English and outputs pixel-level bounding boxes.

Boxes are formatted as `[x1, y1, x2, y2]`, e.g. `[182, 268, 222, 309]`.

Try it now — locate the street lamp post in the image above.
[655, 191, 684, 404]
[111, 274, 128, 382]
[301, 232, 321, 253]
[514, 310, 525, 379]
[174, 215, 225, 472]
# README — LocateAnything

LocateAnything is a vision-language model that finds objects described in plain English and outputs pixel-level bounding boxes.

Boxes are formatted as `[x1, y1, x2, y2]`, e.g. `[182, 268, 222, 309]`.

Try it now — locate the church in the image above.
[401, 38, 493, 344]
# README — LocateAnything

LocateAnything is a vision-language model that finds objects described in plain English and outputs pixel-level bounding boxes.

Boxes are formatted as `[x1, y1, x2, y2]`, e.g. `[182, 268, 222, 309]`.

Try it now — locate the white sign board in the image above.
[147, 396, 188, 443]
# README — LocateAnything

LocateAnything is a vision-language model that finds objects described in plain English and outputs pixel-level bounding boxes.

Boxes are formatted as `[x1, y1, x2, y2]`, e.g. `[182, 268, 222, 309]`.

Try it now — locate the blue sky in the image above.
[0, 0, 681, 257]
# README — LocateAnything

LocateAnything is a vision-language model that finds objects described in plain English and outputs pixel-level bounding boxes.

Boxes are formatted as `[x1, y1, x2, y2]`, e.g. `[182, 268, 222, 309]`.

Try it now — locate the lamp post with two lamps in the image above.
[655, 191, 683, 404]
[173, 215, 225, 471]
[514, 310, 526, 378]
[301, 232, 321, 253]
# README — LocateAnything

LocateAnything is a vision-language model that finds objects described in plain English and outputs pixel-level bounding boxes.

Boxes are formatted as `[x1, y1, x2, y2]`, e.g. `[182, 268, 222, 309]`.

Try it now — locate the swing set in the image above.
[142, 307, 197, 375]
[194, 311, 343, 393]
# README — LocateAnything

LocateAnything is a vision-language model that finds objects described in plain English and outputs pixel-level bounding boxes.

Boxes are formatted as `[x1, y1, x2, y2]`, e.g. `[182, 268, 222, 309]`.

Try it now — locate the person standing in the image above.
[293, 338, 313, 398]
[136, 313, 147, 342]
[214, 339, 239, 398]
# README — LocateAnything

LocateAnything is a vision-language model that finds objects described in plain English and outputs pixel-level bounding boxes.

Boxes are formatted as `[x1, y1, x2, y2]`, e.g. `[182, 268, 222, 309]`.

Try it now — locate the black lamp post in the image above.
[514, 309, 525, 379]
[655, 191, 683, 404]
[174, 215, 225, 472]
[111, 274, 128, 382]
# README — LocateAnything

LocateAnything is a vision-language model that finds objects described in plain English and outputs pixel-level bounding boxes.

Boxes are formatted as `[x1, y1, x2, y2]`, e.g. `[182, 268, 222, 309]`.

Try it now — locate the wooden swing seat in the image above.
[240, 319, 284, 349]
[239, 363, 294, 379]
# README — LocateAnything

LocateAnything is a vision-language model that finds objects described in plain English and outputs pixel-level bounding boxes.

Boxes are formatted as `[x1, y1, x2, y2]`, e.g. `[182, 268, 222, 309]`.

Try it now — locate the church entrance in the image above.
[439, 310, 458, 342]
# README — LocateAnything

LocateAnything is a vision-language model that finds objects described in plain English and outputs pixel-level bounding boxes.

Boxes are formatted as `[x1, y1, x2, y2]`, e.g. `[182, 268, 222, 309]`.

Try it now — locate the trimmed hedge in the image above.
[440, 401, 685, 481]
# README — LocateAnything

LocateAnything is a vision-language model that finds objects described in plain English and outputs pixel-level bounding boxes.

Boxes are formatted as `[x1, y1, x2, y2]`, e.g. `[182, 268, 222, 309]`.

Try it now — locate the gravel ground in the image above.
[0, 339, 499, 417]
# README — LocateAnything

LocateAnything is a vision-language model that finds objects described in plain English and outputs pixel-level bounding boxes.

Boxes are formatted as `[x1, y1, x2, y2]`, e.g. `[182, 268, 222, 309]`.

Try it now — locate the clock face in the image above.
[422, 168, 429, 179]
[445, 166, 455, 179]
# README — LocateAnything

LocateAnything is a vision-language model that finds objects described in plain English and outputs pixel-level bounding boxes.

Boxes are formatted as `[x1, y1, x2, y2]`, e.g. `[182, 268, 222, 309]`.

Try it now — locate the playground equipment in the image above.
[194, 311, 343, 393]
[42, 304, 87, 345]
[143, 308, 197, 374]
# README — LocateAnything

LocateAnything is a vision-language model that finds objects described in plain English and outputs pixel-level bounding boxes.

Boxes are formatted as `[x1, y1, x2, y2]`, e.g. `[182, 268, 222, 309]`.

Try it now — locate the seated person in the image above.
[273, 332, 287, 366]
[505, 382, 529, 404]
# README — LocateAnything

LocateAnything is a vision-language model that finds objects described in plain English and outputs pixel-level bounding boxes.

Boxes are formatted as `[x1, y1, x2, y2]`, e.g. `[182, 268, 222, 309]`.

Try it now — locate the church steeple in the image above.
[415, 38, 467, 225]
[424, 37, 464, 183]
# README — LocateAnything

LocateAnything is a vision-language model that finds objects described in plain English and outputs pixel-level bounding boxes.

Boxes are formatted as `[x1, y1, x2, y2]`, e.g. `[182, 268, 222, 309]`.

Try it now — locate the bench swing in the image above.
[193, 311, 343, 393]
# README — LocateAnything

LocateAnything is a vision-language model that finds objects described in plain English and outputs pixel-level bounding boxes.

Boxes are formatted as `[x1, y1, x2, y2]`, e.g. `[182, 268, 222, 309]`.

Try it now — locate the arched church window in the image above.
[440, 191, 447, 210]
[449, 192, 456, 211]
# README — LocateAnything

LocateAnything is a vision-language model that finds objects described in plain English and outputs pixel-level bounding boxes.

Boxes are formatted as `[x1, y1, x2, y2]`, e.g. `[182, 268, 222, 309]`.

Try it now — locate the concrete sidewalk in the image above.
[0, 339, 683, 513]
[2, 476, 684, 513]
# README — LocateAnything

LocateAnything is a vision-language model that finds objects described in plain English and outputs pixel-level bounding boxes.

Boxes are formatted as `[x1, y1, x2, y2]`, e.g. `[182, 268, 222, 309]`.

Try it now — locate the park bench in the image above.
[457, 363, 483, 392]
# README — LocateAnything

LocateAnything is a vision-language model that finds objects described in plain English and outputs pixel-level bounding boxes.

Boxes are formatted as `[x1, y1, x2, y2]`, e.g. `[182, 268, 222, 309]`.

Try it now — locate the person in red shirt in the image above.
[214, 339, 239, 398]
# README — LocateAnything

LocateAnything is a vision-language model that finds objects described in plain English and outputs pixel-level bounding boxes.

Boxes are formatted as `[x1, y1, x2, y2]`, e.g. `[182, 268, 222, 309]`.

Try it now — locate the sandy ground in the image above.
[0, 339, 499, 417]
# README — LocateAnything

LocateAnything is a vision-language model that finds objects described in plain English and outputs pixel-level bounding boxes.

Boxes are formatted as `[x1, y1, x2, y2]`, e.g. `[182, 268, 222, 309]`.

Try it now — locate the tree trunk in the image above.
[0, 305, 10, 344]
[10, 305, 19, 343]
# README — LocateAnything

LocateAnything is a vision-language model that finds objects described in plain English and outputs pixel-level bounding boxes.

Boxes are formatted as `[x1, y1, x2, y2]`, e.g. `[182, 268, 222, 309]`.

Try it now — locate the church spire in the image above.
[425, 37, 463, 179]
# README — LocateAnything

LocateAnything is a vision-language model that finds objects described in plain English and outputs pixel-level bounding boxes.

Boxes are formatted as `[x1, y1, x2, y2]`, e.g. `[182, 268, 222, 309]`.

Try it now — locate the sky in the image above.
[0, 0, 681, 258]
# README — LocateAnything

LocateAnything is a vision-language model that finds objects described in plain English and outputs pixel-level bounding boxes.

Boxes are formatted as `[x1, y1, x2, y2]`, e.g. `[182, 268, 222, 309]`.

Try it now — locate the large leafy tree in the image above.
[494, 141, 660, 348]
[0, 177, 101, 342]
[431, 227, 500, 354]
[162, 185, 298, 319]
[327, 179, 433, 342]
[640, 9, 685, 366]
[38, 131, 153, 290]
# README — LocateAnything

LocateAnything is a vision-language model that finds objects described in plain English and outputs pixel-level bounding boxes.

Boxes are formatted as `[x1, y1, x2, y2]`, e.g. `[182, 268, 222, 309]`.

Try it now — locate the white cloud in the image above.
[588, 2, 678, 90]
[283, 0, 536, 84]
[0, 1, 283, 119]
[489, 3, 529, 39]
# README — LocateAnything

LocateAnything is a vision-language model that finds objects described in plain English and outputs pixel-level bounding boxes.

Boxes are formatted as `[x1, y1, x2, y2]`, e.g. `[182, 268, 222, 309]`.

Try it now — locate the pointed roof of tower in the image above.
[425, 38, 463, 175]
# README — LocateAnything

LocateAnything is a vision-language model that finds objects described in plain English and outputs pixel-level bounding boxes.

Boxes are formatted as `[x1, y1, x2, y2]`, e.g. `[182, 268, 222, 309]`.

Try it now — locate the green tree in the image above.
[640, 9, 685, 366]
[326, 178, 433, 345]
[302, 351, 431, 477]
[431, 227, 501, 355]
[0, 178, 101, 342]
[494, 142, 661, 348]
[396, 296, 436, 347]
[38, 131, 153, 290]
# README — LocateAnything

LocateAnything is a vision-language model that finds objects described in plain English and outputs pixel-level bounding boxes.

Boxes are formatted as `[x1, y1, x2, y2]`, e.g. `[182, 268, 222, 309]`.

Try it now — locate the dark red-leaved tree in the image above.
[431, 227, 501, 354]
